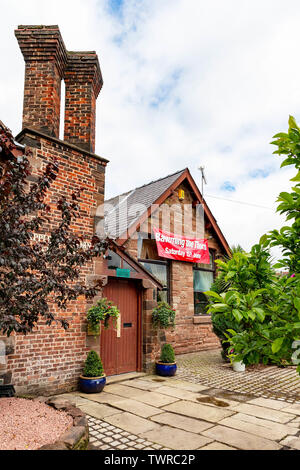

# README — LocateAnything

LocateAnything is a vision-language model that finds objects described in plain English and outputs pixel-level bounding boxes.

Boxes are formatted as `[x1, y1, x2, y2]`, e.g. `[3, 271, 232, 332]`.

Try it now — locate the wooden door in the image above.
[101, 279, 140, 376]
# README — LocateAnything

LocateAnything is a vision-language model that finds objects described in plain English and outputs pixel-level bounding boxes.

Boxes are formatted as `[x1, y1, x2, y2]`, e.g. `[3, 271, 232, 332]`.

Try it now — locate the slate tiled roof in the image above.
[104, 169, 187, 239]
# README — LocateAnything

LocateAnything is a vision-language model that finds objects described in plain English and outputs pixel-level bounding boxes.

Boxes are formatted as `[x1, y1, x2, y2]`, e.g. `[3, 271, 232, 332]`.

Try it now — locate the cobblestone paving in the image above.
[176, 349, 300, 403]
[87, 416, 167, 450]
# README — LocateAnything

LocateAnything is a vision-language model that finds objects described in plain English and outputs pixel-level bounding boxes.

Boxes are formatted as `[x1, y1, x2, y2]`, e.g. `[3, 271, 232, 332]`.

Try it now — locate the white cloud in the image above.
[0, 0, 298, 258]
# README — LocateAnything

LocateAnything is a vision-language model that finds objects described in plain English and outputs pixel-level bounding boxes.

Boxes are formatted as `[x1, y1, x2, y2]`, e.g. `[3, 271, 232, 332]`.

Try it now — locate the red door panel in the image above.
[101, 279, 139, 376]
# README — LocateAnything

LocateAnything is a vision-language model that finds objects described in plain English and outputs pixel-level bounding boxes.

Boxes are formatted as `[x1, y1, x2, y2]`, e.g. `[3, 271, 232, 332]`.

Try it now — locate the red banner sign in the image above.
[153, 228, 210, 264]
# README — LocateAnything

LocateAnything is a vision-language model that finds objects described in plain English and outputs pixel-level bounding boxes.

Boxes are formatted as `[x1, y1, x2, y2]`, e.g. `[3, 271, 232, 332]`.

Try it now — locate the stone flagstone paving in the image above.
[57, 356, 300, 451]
[54, 348, 300, 450]
[176, 349, 300, 403]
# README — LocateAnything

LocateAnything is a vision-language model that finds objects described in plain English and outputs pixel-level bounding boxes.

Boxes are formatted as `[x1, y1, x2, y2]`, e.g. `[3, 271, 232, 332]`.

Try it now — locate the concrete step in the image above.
[106, 372, 147, 385]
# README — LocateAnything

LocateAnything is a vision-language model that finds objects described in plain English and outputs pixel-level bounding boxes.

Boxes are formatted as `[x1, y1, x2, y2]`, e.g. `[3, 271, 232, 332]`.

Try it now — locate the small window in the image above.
[193, 270, 214, 316]
[193, 270, 214, 292]
[107, 250, 121, 270]
[194, 292, 210, 315]
[123, 260, 137, 273]
[139, 262, 167, 287]
[139, 260, 170, 303]
[193, 250, 215, 316]
[194, 251, 214, 270]
[106, 250, 137, 273]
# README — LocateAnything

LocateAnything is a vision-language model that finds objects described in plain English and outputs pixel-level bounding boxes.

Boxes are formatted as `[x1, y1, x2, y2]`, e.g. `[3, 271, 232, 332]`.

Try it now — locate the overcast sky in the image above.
[1, 0, 299, 257]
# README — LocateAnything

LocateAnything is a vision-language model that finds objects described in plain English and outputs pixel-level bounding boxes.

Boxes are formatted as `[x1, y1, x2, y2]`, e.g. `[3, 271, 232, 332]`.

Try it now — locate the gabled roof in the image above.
[105, 168, 231, 256]
[105, 169, 186, 240]
[107, 240, 164, 289]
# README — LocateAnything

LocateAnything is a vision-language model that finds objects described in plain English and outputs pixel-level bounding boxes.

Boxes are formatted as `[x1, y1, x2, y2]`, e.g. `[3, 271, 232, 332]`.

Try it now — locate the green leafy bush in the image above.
[87, 298, 120, 330]
[263, 115, 300, 274]
[213, 244, 276, 294]
[210, 276, 231, 295]
[206, 116, 300, 371]
[83, 350, 104, 378]
[210, 244, 245, 295]
[208, 276, 300, 366]
[211, 311, 243, 360]
[160, 343, 175, 363]
[152, 302, 176, 329]
[209, 245, 275, 361]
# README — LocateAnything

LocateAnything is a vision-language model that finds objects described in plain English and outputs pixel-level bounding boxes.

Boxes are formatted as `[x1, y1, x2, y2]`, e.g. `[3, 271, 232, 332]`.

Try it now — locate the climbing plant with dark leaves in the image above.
[0, 123, 107, 336]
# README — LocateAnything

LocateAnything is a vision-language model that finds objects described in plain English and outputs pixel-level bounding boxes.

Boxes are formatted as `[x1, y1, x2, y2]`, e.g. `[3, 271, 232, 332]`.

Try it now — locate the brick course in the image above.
[64, 52, 103, 153]
[15, 25, 68, 138]
[6, 130, 107, 395]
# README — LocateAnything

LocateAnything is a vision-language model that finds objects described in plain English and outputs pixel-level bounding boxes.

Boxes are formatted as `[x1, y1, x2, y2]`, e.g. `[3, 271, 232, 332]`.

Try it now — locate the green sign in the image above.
[116, 268, 131, 278]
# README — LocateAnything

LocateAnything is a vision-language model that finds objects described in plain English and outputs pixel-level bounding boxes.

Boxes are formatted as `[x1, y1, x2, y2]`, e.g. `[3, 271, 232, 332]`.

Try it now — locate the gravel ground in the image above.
[0, 398, 73, 450]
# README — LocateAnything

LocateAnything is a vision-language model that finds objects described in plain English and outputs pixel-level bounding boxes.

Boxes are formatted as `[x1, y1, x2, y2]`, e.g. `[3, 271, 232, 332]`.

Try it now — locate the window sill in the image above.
[193, 315, 212, 324]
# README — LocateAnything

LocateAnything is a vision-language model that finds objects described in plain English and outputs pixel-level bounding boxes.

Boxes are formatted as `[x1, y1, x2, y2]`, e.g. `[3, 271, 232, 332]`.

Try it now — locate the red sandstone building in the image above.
[0, 25, 230, 394]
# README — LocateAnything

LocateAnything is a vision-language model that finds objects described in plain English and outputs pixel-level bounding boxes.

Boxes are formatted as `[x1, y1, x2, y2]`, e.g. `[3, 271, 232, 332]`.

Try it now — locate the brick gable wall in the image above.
[1, 25, 109, 394]
[4, 131, 107, 395]
[124, 181, 223, 365]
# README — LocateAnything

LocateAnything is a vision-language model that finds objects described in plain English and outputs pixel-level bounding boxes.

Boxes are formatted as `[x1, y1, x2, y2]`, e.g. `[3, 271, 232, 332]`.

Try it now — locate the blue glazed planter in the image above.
[156, 362, 177, 377]
[79, 375, 106, 393]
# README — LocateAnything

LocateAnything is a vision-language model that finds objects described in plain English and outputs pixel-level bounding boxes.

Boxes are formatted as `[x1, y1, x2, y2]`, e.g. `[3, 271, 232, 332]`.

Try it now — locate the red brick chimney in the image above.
[64, 52, 103, 153]
[15, 25, 67, 138]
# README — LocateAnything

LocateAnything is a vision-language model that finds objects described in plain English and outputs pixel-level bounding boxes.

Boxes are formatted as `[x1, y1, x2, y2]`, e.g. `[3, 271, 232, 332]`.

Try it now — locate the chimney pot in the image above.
[15, 25, 103, 153]
[15, 25, 68, 138]
[64, 51, 103, 153]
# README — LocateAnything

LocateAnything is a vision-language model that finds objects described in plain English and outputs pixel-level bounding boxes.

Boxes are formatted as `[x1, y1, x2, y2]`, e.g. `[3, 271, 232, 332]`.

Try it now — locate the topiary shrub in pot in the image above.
[79, 350, 106, 393]
[156, 343, 177, 377]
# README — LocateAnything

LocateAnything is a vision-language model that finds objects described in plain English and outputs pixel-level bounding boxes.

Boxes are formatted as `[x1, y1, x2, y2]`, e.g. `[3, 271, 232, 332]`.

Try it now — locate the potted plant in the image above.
[156, 343, 177, 376]
[87, 297, 120, 336]
[79, 350, 106, 393]
[152, 302, 176, 329]
[228, 348, 245, 372]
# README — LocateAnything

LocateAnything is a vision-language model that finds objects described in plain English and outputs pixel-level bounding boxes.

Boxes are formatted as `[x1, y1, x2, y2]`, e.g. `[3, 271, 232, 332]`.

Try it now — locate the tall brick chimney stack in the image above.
[15, 25, 103, 153]
[15, 25, 67, 138]
[64, 52, 103, 153]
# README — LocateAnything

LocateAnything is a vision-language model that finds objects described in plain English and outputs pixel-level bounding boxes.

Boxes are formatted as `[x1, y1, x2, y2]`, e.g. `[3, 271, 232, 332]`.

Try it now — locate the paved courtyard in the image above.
[57, 353, 300, 450]
[176, 349, 300, 403]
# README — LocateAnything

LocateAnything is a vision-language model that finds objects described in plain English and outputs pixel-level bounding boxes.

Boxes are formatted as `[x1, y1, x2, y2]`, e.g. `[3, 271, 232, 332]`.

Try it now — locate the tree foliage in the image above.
[0, 124, 107, 336]
[261, 115, 300, 273]
[206, 117, 300, 371]
[230, 244, 245, 254]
